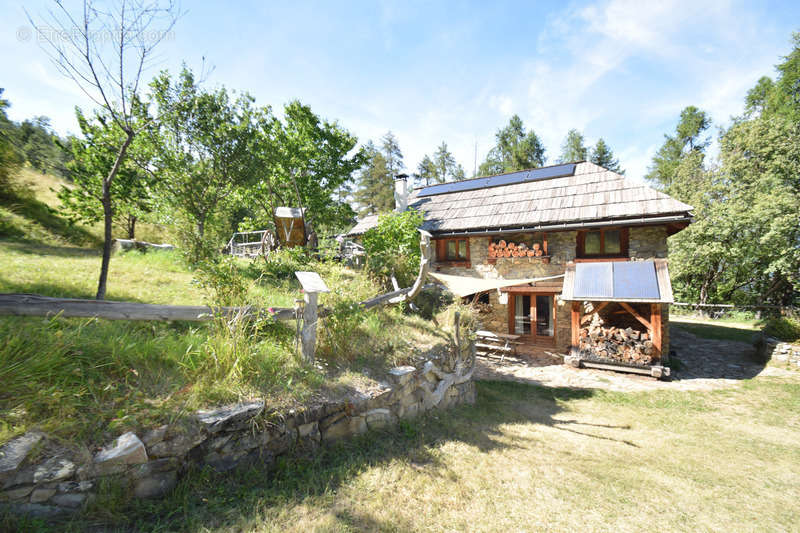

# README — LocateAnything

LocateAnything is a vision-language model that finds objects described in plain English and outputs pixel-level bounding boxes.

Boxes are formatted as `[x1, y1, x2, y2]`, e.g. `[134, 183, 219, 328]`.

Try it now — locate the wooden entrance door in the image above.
[509, 293, 556, 344]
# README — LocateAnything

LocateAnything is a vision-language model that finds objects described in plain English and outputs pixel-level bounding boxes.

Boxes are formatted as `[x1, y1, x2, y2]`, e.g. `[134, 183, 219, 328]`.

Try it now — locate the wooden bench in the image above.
[475, 330, 523, 362]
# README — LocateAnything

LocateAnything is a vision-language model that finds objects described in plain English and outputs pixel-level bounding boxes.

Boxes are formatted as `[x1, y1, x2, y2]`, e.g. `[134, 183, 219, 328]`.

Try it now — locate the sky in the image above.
[1, 0, 799, 183]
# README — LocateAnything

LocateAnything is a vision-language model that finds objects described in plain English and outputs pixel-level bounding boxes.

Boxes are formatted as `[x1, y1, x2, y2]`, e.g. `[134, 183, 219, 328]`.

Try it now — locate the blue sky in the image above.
[2, 0, 799, 182]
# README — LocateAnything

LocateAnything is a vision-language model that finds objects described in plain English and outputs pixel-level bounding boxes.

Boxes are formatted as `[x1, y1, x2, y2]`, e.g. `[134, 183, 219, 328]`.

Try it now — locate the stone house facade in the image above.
[349, 161, 692, 370]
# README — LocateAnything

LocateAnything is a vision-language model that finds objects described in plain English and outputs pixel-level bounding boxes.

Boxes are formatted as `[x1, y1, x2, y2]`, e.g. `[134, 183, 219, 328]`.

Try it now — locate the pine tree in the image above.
[590, 138, 622, 173]
[478, 115, 545, 176]
[558, 129, 588, 162]
[645, 106, 710, 188]
[417, 141, 465, 185]
[354, 132, 404, 215]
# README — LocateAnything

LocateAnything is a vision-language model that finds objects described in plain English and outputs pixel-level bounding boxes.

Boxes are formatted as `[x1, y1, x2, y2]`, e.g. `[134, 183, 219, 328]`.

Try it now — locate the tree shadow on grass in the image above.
[42, 381, 640, 532]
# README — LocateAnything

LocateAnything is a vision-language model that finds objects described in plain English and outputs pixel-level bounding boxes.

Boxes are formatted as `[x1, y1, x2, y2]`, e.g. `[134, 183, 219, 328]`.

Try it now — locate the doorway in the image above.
[509, 292, 555, 344]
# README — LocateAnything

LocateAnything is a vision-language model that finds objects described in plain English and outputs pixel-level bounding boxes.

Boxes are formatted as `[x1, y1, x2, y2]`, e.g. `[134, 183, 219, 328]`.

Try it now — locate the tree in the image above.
[58, 109, 153, 240]
[0, 89, 22, 193]
[354, 132, 404, 214]
[247, 100, 365, 237]
[478, 115, 545, 176]
[590, 138, 622, 173]
[417, 141, 465, 186]
[645, 106, 711, 189]
[15, 116, 70, 178]
[558, 129, 588, 162]
[28, 0, 180, 299]
[145, 67, 260, 261]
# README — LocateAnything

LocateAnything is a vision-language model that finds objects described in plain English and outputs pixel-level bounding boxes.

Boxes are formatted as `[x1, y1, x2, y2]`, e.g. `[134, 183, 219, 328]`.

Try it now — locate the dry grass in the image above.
[37, 375, 800, 533]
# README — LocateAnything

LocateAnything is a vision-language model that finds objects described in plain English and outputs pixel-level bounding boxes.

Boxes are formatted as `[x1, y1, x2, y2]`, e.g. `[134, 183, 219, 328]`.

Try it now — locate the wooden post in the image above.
[301, 291, 318, 364]
[650, 303, 662, 359]
[571, 301, 581, 348]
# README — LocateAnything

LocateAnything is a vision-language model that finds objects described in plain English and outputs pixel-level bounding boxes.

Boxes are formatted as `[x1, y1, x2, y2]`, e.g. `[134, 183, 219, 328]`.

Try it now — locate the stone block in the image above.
[50, 492, 86, 508]
[134, 471, 177, 499]
[365, 409, 396, 430]
[0, 432, 44, 486]
[141, 425, 169, 447]
[297, 422, 318, 439]
[57, 480, 94, 493]
[30, 487, 56, 503]
[33, 456, 76, 484]
[148, 427, 205, 459]
[95, 432, 148, 474]
[196, 401, 264, 433]
[0, 502, 67, 518]
[0, 485, 33, 501]
[321, 416, 367, 442]
[387, 366, 416, 386]
[398, 402, 421, 419]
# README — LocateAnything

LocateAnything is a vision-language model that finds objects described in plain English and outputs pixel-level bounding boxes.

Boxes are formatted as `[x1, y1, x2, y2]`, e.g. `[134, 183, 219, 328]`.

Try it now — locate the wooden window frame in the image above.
[576, 227, 629, 260]
[435, 237, 471, 267]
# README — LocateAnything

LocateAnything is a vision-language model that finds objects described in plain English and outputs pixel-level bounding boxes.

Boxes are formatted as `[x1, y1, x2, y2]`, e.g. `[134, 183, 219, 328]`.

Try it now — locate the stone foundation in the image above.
[0, 360, 476, 519]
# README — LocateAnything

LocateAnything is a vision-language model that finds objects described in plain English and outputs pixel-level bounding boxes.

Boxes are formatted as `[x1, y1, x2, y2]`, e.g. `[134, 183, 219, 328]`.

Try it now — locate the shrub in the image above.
[361, 209, 423, 289]
[763, 315, 800, 342]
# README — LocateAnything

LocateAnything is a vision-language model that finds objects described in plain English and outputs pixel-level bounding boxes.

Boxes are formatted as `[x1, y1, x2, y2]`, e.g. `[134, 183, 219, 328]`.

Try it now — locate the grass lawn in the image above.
[671, 316, 760, 343]
[12, 375, 797, 532]
[0, 239, 448, 448]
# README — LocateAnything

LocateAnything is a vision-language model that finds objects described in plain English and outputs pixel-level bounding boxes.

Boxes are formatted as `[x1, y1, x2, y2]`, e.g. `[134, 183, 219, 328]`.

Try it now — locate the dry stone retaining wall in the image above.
[0, 360, 475, 519]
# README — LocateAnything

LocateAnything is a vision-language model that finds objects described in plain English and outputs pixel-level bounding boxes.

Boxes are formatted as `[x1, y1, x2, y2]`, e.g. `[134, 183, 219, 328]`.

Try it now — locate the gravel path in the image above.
[475, 327, 796, 392]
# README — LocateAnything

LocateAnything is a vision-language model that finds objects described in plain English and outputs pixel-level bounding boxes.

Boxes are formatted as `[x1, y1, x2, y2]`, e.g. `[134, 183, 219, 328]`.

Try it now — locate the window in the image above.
[436, 237, 470, 264]
[577, 228, 628, 258]
[447, 239, 468, 260]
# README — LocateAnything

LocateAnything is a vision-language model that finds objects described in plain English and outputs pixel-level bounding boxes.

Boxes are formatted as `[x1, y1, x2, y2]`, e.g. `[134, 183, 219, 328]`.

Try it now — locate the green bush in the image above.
[763, 315, 800, 342]
[361, 209, 424, 289]
[260, 246, 310, 281]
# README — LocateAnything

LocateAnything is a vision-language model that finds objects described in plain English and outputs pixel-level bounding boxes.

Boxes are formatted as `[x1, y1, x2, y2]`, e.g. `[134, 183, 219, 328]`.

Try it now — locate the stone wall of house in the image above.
[629, 226, 668, 259]
[0, 360, 476, 519]
[437, 228, 670, 354]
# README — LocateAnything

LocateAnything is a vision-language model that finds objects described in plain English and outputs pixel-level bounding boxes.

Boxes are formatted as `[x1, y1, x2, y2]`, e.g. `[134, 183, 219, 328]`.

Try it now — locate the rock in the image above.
[57, 480, 94, 493]
[0, 502, 68, 518]
[30, 487, 56, 503]
[50, 492, 86, 508]
[196, 401, 264, 433]
[133, 471, 177, 499]
[265, 429, 296, 455]
[0, 432, 44, 486]
[319, 411, 346, 431]
[95, 432, 147, 474]
[0, 485, 34, 501]
[33, 456, 76, 484]
[366, 387, 393, 410]
[321, 416, 366, 442]
[141, 425, 169, 447]
[148, 427, 205, 459]
[388, 366, 416, 386]
[129, 458, 180, 480]
[297, 422, 318, 439]
[365, 408, 396, 430]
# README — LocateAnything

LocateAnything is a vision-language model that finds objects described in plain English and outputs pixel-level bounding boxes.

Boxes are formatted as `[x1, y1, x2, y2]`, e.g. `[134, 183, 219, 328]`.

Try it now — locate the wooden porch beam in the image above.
[580, 301, 609, 325]
[651, 303, 662, 357]
[571, 301, 581, 348]
[618, 302, 651, 330]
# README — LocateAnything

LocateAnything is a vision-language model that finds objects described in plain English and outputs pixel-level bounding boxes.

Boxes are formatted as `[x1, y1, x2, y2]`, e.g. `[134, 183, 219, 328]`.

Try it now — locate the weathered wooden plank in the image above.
[618, 302, 652, 330]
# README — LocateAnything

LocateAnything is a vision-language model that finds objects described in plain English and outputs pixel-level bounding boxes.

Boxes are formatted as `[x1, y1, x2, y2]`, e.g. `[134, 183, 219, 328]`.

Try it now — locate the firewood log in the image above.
[532, 242, 541, 251]
[535, 249, 543, 256]
[527, 250, 535, 257]
[498, 240, 506, 247]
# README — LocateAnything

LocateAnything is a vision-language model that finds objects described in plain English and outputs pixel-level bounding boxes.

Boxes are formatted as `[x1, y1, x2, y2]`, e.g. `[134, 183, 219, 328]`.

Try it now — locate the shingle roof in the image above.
[347, 214, 379, 236]
[347, 162, 693, 237]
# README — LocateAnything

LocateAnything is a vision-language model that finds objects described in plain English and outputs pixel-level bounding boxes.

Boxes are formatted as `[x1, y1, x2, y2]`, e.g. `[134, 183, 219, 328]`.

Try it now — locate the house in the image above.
[348, 161, 693, 375]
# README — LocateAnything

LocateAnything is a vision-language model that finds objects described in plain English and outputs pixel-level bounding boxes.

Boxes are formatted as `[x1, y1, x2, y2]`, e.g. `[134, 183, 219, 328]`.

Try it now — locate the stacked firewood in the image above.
[488, 240, 544, 258]
[578, 314, 655, 366]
